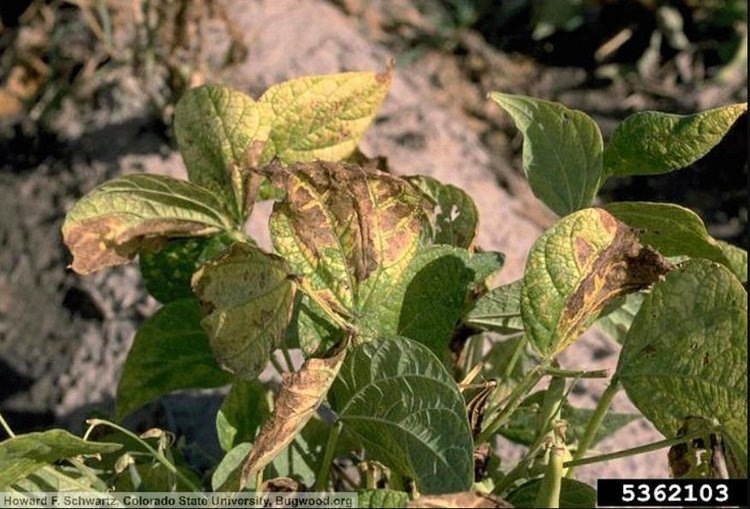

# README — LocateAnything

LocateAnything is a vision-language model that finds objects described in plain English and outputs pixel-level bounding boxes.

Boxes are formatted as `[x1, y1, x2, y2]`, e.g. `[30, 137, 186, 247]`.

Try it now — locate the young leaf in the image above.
[329, 336, 474, 494]
[406, 175, 479, 249]
[62, 174, 234, 274]
[617, 259, 747, 472]
[603, 103, 747, 177]
[192, 243, 296, 380]
[594, 292, 644, 343]
[216, 380, 270, 452]
[464, 280, 524, 334]
[259, 69, 391, 163]
[239, 339, 349, 489]
[116, 299, 232, 419]
[605, 202, 741, 278]
[139, 235, 233, 303]
[521, 208, 672, 358]
[489, 92, 603, 216]
[506, 478, 596, 508]
[269, 161, 423, 315]
[174, 84, 272, 219]
[0, 430, 121, 490]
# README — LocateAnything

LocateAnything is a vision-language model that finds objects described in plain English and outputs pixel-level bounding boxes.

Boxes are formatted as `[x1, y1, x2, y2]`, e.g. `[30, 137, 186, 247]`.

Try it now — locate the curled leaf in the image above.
[239, 337, 349, 489]
[192, 243, 296, 379]
[269, 161, 423, 314]
[62, 174, 234, 275]
[521, 208, 672, 357]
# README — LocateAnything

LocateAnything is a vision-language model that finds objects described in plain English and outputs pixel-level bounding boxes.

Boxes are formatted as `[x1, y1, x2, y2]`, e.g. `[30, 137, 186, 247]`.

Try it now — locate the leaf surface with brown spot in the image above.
[62, 174, 234, 274]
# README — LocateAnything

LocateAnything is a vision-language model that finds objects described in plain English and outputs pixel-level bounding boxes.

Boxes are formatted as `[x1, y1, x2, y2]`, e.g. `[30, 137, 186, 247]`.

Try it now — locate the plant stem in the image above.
[478, 364, 545, 443]
[502, 334, 527, 382]
[281, 347, 296, 372]
[563, 429, 714, 469]
[255, 470, 264, 493]
[535, 443, 564, 508]
[314, 422, 341, 491]
[566, 378, 619, 478]
[270, 353, 288, 375]
[543, 367, 609, 379]
[85, 418, 202, 492]
[0, 411, 16, 438]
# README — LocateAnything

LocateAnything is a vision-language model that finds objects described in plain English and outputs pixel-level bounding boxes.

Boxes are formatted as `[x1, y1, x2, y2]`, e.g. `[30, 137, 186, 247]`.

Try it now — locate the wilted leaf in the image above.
[329, 336, 474, 494]
[594, 292, 644, 343]
[506, 478, 596, 508]
[407, 175, 479, 249]
[489, 93, 603, 216]
[603, 103, 747, 176]
[464, 280, 524, 334]
[260, 69, 391, 163]
[618, 260, 747, 474]
[408, 492, 512, 508]
[139, 235, 233, 303]
[216, 380, 270, 452]
[521, 208, 672, 357]
[605, 202, 741, 278]
[239, 338, 349, 489]
[359, 490, 409, 508]
[0, 430, 121, 490]
[269, 161, 423, 315]
[116, 299, 232, 419]
[192, 243, 296, 379]
[62, 174, 234, 274]
[174, 84, 272, 219]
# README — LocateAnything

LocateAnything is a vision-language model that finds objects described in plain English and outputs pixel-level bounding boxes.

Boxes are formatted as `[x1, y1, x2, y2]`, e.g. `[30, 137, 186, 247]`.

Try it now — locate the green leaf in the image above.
[506, 478, 596, 508]
[212, 442, 252, 491]
[489, 92, 603, 216]
[464, 280, 524, 334]
[498, 390, 638, 448]
[521, 208, 671, 358]
[192, 243, 296, 380]
[603, 102, 747, 176]
[116, 299, 232, 419]
[406, 175, 479, 248]
[594, 292, 644, 343]
[329, 336, 474, 494]
[286, 294, 344, 357]
[0, 430, 121, 490]
[139, 235, 233, 303]
[467, 250, 506, 288]
[717, 240, 748, 283]
[174, 84, 272, 219]
[359, 245, 474, 363]
[269, 161, 423, 315]
[605, 202, 741, 277]
[260, 69, 392, 163]
[216, 380, 270, 452]
[617, 259, 747, 472]
[62, 174, 234, 274]
[358, 490, 408, 508]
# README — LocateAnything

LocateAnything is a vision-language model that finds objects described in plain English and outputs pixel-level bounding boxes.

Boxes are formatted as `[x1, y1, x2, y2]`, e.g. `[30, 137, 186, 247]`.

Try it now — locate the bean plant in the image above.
[0, 65, 746, 508]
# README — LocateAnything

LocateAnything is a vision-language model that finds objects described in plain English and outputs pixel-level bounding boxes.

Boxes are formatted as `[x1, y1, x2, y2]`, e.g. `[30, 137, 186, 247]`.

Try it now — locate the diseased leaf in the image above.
[116, 299, 232, 419]
[329, 336, 474, 494]
[408, 492, 512, 508]
[359, 490, 409, 508]
[286, 294, 344, 357]
[618, 259, 747, 474]
[62, 174, 234, 275]
[192, 243, 296, 379]
[464, 280, 524, 334]
[0, 430, 121, 490]
[521, 208, 672, 357]
[407, 175, 479, 249]
[603, 103, 747, 176]
[594, 292, 645, 343]
[216, 380, 270, 452]
[506, 478, 596, 508]
[139, 235, 233, 303]
[269, 161, 423, 315]
[605, 202, 741, 277]
[467, 251, 506, 289]
[260, 69, 391, 163]
[239, 338, 349, 489]
[489, 92, 603, 216]
[716, 240, 748, 283]
[358, 245, 474, 363]
[174, 84, 272, 219]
